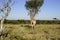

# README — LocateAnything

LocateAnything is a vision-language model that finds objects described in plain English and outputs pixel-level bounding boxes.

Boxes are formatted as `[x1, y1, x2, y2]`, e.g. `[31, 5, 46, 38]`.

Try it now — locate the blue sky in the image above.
[0, 0, 60, 20]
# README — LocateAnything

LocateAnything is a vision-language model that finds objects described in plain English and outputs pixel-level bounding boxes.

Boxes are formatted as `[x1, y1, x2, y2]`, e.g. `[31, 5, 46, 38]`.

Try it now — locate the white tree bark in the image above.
[0, 18, 4, 32]
[0, 13, 8, 33]
[0, 18, 5, 40]
[0, 7, 11, 32]
[0, 0, 15, 39]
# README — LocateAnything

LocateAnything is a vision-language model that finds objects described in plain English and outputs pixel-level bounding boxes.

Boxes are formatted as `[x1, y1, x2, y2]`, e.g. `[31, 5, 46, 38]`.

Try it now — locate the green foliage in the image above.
[25, 0, 44, 17]
[0, 20, 60, 24]
[25, 0, 44, 10]
[0, 19, 58, 24]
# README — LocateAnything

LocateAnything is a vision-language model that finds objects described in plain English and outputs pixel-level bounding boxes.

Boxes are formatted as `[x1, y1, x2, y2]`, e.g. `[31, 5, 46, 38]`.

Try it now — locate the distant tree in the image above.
[25, 0, 44, 29]
[53, 18, 59, 24]
[53, 18, 58, 20]
[0, 0, 15, 35]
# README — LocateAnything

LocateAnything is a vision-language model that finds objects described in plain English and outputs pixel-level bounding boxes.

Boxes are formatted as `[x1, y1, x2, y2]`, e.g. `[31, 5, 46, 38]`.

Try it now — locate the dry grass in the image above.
[0, 24, 60, 40]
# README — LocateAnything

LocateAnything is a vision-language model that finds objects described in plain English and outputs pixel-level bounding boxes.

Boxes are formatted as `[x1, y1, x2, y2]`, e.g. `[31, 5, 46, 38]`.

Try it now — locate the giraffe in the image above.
[28, 13, 36, 29]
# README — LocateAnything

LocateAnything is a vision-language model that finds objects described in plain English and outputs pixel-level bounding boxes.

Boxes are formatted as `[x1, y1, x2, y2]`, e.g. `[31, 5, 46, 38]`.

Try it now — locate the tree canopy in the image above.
[25, 0, 44, 17]
[25, 0, 44, 10]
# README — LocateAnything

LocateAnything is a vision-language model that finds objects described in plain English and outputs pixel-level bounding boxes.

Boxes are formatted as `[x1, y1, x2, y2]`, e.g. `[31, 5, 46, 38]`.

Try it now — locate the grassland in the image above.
[0, 24, 60, 40]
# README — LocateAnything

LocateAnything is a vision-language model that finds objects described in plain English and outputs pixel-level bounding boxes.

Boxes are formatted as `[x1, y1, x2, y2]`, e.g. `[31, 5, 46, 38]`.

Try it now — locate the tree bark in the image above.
[0, 18, 4, 32]
[0, 13, 8, 33]
[0, 18, 4, 40]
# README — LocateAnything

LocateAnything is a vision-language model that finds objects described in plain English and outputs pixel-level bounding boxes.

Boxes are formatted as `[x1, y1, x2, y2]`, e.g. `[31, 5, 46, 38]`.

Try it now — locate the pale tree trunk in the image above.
[0, 13, 8, 30]
[29, 10, 35, 29]
[0, 18, 4, 40]
[0, 13, 8, 34]
[0, 13, 8, 40]
[0, 18, 4, 32]
[0, 7, 11, 32]
[29, 15, 36, 29]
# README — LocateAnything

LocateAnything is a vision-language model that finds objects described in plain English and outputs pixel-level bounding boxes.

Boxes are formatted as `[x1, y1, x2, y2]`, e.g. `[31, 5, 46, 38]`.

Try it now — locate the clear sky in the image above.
[0, 0, 60, 20]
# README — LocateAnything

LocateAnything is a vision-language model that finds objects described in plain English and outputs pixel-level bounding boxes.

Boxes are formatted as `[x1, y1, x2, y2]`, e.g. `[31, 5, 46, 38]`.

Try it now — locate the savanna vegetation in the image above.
[0, 20, 60, 40]
[0, 23, 60, 40]
[0, 20, 60, 24]
[0, 0, 60, 40]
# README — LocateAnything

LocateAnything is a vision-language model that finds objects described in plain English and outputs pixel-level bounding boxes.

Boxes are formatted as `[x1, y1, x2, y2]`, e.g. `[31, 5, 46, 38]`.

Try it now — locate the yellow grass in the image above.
[0, 24, 60, 40]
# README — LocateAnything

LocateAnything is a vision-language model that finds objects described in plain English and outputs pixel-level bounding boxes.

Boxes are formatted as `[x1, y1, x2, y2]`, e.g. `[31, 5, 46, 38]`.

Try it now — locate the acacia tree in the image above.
[53, 18, 58, 20]
[0, 0, 15, 33]
[25, 0, 44, 28]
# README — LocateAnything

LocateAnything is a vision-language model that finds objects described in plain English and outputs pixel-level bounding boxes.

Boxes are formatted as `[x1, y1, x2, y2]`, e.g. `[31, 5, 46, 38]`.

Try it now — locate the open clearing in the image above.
[0, 24, 60, 40]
